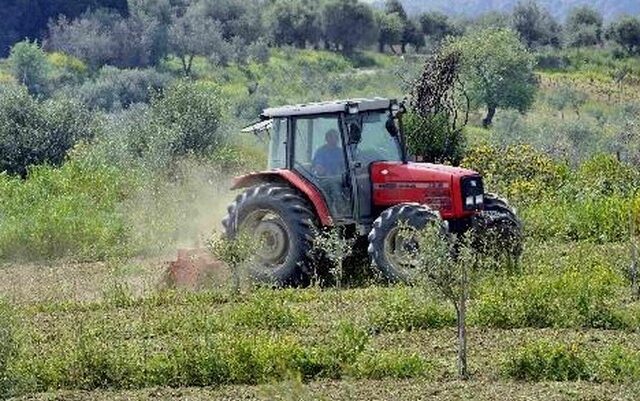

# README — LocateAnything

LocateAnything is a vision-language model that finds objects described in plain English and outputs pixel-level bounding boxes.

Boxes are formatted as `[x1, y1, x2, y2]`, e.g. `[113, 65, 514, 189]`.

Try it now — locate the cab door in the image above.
[290, 114, 353, 221]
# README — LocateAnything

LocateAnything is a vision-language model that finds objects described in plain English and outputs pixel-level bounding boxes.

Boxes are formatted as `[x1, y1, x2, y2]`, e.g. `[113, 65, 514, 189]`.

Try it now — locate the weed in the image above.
[368, 289, 454, 333]
[349, 351, 430, 380]
[502, 341, 593, 381]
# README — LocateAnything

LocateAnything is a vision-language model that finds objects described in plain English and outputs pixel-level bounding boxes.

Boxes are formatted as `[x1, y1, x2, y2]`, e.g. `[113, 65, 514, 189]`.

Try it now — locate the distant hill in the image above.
[369, 0, 640, 20]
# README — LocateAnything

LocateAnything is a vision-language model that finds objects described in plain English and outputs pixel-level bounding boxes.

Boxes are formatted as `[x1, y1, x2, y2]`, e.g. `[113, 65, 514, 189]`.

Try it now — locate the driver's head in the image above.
[325, 129, 339, 147]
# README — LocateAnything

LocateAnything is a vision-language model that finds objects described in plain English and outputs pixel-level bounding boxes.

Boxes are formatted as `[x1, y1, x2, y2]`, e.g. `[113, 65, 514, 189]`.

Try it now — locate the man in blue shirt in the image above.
[312, 129, 344, 176]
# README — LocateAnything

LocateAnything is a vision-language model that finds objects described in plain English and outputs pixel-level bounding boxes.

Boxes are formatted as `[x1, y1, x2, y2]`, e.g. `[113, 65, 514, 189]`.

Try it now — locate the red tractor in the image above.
[223, 98, 521, 284]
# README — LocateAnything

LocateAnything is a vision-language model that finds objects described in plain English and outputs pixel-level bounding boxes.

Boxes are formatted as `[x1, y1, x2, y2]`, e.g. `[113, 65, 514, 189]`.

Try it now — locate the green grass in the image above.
[1, 241, 640, 399]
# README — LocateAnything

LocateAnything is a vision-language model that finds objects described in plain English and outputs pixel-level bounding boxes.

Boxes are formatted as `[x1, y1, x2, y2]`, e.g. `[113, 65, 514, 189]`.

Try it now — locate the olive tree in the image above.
[606, 16, 640, 56]
[403, 223, 490, 379]
[566, 5, 603, 47]
[376, 12, 403, 53]
[0, 85, 94, 177]
[511, 0, 561, 48]
[442, 28, 537, 127]
[322, 0, 378, 55]
[168, 8, 226, 76]
[267, 0, 322, 49]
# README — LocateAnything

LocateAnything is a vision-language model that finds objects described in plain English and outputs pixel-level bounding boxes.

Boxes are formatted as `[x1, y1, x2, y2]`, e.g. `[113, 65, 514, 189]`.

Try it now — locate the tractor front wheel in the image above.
[473, 193, 523, 264]
[368, 203, 445, 283]
[222, 184, 317, 286]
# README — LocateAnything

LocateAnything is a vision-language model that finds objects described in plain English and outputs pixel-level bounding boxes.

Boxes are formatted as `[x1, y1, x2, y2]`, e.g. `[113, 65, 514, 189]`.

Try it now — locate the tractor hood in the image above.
[370, 161, 483, 219]
[371, 162, 479, 183]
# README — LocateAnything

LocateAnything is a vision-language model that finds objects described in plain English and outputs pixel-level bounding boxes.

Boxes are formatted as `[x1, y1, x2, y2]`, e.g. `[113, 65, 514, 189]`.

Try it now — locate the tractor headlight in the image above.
[347, 103, 359, 114]
[461, 176, 485, 211]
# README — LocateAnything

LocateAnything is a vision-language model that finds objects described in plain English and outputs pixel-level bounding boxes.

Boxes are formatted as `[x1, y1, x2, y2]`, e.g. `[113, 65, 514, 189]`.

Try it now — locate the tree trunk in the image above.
[378, 40, 384, 53]
[456, 269, 469, 379]
[631, 213, 639, 300]
[482, 105, 496, 128]
[401, 42, 407, 54]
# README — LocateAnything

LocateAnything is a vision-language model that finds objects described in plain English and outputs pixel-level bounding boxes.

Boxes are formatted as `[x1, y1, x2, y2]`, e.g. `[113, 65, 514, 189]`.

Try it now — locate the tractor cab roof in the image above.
[260, 98, 396, 119]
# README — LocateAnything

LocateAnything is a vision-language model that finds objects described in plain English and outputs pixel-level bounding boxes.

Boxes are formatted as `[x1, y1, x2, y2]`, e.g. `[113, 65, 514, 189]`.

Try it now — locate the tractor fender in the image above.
[231, 170, 333, 226]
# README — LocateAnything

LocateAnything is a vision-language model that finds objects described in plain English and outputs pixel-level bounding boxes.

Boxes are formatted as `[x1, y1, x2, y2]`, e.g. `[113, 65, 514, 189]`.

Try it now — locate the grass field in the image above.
[2, 239, 640, 400]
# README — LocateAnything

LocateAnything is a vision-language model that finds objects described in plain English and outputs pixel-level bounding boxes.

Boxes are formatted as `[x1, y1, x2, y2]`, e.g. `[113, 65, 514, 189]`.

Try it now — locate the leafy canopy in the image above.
[442, 28, 537, 126]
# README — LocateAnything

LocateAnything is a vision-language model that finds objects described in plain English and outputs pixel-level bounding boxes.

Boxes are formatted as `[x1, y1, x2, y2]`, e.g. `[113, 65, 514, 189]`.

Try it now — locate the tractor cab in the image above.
[228, 98, 522, 285]
[243, 98, 405, 229]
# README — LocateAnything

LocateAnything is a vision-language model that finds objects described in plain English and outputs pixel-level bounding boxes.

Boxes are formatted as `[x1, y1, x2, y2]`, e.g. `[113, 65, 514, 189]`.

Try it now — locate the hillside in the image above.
[371, 0, 640, 19]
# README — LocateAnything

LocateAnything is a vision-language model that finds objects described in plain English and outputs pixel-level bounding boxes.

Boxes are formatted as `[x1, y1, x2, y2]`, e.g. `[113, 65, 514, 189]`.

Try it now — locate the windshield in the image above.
[354, 110, 403, 164]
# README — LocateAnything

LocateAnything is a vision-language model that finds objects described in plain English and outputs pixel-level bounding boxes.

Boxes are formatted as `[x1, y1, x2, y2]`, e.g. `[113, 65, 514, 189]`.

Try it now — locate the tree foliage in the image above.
[566, 5, 603, 47]
[419, 11, 460, 44]
[511, 0, 561, 48]
[322, 0, 378, 55]
[443, 28, 537, 127]
[8, 40, 50, 95]
[606, 16, 640, 55]
[0, 85, 94, 177]
[268, 0, 322, 49]
[405, 50, 467, 164]
[0, 0, 128, 57]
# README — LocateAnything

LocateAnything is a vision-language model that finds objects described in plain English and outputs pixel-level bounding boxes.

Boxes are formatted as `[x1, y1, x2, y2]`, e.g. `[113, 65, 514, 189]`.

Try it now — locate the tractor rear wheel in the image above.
[368, 203, 445, 283]
[473, 193, 523, 263]
[222, 184, 317, 286]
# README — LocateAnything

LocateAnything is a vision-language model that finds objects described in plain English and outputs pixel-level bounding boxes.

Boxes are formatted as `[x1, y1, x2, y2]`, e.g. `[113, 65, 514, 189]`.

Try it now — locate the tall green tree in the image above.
[566, 5, 603, 47]
[376, 11, 403, 52]
[322, 0, 378, 55]
[606, 16, 640, 55]
[168, 8, 226, 76]
[511, 0, 561, 48]
[419, 11, 460, 44]
[268, 0, 321, 48]
[443, 28, 537, 127]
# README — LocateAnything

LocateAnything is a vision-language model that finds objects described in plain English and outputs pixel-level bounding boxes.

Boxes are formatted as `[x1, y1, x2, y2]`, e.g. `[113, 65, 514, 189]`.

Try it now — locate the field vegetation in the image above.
[1, 0, 640, 399]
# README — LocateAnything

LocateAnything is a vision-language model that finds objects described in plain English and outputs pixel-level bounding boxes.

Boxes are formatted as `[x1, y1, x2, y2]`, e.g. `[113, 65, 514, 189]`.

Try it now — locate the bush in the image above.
[228, 297, 308, 330]
[368, 289, 455, 333]
[8, 40, 50, 95]
[473, 262, 628, 329]
[74, 66, 170, 111]
[404, 111, 466, 164]
[148, 80, 226, 159]
[349, 351, 430, 380]
[0, 85, 94, 177]
[0, 159, 134, 261]
[462, 144, 568, 203]
[502, 341, 593, 381]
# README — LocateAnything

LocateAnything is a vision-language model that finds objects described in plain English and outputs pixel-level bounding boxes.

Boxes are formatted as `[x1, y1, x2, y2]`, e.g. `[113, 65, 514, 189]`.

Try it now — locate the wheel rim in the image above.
[383, 225, 420, 279]
[240, 209, 290, 266]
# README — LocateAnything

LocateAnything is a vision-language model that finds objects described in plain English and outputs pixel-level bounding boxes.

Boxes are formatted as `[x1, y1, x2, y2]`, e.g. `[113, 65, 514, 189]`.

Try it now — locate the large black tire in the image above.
[222, 184, 317, 286]
[473, 193, 523, 262]
[368, 203, 444, 283]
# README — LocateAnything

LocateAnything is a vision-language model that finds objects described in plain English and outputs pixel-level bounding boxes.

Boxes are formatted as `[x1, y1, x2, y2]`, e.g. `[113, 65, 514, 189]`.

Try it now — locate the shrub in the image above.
[596, 346, 640, 383]
[462, 144, 568, 203]
[349, 351, 430, 379]
[0, 85, 94, 177]
[0, 159, 134, 261]
[74, 66, 171, 111]
[8, 40, 50, 95]
[502, 341, 593, 381]
[368, 289, 455, 333]
[473, 263, 628, 329]
[149, 80, 226, 158]
[228, 297, 308, 330]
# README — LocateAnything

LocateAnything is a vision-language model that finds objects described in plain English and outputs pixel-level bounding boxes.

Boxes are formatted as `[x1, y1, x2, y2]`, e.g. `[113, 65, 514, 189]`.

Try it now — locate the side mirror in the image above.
[348, 123, 362, 144]
[386, 117, 399, 137]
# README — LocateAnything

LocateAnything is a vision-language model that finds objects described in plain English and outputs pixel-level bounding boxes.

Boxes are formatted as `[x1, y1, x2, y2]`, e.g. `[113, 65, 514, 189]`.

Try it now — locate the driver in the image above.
[312, 129, 344, 176]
